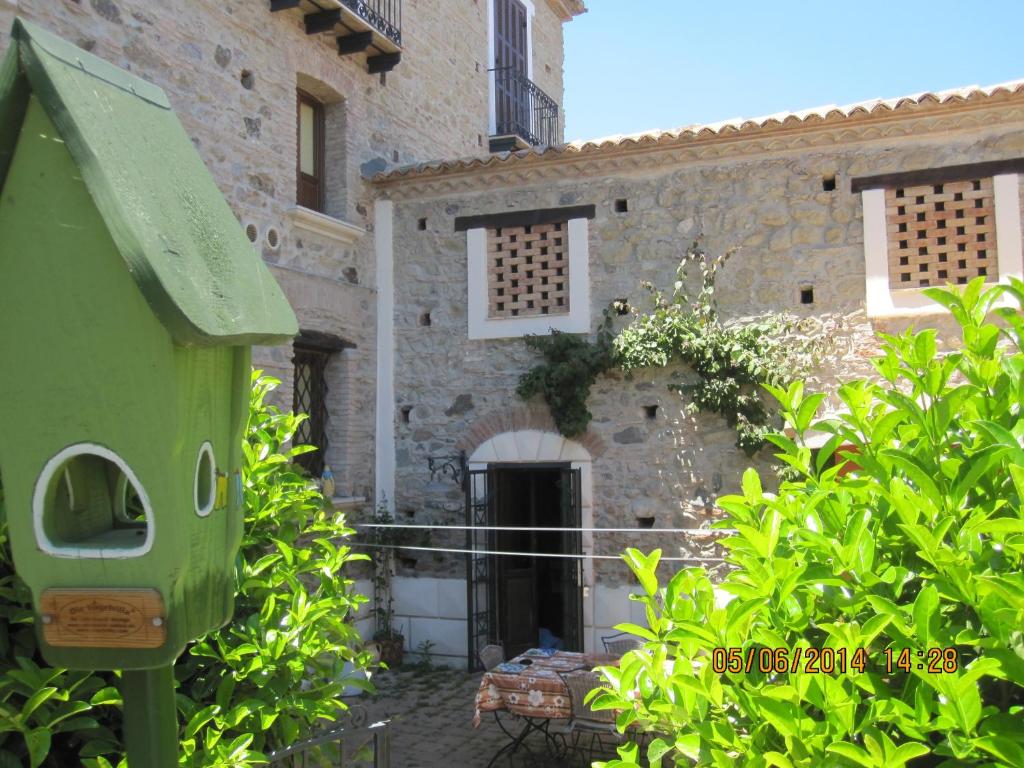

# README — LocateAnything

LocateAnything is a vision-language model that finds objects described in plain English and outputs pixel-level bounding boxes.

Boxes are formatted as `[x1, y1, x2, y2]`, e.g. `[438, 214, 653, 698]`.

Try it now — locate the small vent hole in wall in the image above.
[245, 223, 258, 243]
[822, 175, 837, 192]
[643, 405, 658, 420]
[266, 227, 279, 249]
[418, 218, 428, 231]
[478, 134, 483, 147]
[240, 69, 254, 90]
[419, 311, 432, 327]
[614, 198, 629, 213]
[614, 298, 630, 315]
[392, 150, 400, 163]
[400, 406, 413, 424]
[637, 516, 655, 529]
[800, 285, 814, 305]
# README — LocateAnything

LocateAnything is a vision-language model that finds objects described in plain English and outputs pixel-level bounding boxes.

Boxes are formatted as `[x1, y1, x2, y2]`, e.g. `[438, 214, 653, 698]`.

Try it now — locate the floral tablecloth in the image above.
[473, 650, 616, 726]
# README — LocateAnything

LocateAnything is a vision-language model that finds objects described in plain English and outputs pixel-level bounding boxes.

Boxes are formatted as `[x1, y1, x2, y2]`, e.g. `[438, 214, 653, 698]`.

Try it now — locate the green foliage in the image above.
[174, 373, 373, 766]
[0, 373, 372, 767]
[594, 279, 1024, 767]
[516, 309, 618, 437]
[0, 487, 123, 768]
[615, 244, 824, 453]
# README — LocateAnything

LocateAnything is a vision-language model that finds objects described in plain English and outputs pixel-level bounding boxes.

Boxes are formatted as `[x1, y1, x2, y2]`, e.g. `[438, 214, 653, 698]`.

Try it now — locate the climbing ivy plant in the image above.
[615, 243, 827, 453]
[516, 309, 618, 438]
[517, 242, 826, 453]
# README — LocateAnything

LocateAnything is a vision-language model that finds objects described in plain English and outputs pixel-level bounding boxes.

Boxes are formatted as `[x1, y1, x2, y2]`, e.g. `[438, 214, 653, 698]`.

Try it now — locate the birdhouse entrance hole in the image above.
[194, 442, 216, 517]
[34, 444, 153, 557]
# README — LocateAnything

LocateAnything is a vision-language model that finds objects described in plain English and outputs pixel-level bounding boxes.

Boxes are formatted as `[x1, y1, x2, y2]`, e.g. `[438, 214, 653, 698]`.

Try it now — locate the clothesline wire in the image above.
[355, 523, 735, 535]
[351, 541, 726, 563]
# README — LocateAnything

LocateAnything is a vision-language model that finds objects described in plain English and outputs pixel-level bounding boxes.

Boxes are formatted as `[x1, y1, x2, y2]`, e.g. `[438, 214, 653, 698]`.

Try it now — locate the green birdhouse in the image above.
[0, 20, 298, 671]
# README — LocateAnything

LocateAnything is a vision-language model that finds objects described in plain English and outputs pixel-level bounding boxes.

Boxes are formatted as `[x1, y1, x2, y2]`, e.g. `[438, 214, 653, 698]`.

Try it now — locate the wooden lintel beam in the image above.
[851, 158, 1024, 193]
[269, 0, 301, 11]
[304, 9, 341, 34]
[367, 52, 401, 74]
[337, 31, 374, 55]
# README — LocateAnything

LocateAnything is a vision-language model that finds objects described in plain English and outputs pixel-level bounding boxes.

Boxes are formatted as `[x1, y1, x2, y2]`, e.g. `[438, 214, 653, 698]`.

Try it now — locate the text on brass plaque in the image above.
[40, 589, 166, 649]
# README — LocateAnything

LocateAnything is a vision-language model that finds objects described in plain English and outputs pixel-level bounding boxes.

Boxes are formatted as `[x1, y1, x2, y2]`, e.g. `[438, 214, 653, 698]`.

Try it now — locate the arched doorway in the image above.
[465, 429, 594, 668]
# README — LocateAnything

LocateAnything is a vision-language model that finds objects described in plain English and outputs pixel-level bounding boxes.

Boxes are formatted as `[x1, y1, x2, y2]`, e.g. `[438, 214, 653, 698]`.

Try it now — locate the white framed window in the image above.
[459, 206, 593, 340]
[857, 165, 1023, 318]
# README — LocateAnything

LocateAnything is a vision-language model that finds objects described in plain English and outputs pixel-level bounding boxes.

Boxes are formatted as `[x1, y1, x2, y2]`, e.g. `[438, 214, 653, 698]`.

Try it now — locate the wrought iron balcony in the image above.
[270, 0, 402, 72]
[490, 67, 560, 152]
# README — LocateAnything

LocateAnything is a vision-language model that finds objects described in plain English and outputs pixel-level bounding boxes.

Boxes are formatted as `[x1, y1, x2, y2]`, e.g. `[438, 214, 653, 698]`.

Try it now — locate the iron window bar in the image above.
[292, 344, 332, 477]
[490, 66, 560, 148]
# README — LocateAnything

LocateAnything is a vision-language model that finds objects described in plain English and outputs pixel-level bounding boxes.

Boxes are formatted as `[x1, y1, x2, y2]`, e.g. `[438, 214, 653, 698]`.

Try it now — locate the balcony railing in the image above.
[491, 67, 560, 150]
[340, 0, 401, 48]
[271, 0, 402, 68]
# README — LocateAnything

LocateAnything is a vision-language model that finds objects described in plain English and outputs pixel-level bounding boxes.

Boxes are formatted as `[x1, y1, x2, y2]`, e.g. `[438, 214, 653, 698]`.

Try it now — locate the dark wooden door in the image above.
[493, 0, 528, 136]
[491, 465, 582, 658]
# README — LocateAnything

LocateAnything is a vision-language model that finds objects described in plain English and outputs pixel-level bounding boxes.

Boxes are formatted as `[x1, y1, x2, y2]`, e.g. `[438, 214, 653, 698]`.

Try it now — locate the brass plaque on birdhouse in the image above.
[40, 589, 166, 649]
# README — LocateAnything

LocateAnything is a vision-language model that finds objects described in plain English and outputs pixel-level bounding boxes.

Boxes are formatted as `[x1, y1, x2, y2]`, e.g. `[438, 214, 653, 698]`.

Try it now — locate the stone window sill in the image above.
[286, 206, 365, 245]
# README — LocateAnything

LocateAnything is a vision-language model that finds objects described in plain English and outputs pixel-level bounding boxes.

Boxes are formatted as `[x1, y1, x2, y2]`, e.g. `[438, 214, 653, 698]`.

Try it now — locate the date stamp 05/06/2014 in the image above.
[710, 646, 960, 676]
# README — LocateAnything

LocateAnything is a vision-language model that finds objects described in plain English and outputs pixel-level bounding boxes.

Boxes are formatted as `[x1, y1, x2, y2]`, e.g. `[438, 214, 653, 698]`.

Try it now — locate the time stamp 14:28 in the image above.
[710, 646, 960, 675]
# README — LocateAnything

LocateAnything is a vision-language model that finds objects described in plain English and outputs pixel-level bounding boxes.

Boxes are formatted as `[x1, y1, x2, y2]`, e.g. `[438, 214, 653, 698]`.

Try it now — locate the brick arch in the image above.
[455, 404, 606, 459]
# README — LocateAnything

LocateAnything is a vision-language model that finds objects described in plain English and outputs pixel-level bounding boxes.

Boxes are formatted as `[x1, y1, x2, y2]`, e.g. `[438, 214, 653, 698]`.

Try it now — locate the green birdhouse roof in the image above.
[0, 19, 297, 346]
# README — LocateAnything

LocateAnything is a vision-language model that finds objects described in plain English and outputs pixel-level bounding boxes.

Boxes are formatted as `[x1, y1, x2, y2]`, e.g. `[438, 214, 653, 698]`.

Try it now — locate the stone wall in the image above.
[0, 0, 573, 495]
[385, 111, 1024, 585]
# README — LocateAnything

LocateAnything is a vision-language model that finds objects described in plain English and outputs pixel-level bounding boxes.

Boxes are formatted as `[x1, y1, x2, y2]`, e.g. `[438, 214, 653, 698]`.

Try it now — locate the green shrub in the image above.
[0, 373, 371, 767]
[517, 308, 618, 438]
[595, 279, 1024, 767]
[615, 244, 825, 454]
[172, 373, 372, 766]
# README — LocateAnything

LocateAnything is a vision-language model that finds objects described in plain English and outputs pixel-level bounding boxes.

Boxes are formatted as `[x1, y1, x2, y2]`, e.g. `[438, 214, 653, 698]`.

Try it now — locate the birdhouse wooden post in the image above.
[0, 19, 298, 766]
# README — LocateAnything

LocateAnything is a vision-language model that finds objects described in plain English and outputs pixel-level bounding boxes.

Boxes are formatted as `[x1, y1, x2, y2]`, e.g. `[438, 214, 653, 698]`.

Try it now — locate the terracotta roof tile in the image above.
[373, 78, 1024, 184]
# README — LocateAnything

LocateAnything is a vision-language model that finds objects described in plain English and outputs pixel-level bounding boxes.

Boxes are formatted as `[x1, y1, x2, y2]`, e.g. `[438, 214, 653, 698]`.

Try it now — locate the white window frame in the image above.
[862, 173, 1023, 318]
[467, 217, 590, 339]
[487, 0, 535, 136]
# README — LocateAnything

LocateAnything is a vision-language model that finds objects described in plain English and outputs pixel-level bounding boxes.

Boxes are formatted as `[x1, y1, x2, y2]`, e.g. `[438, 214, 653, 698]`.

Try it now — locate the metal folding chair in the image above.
[557, 668, 621, 763]
[478, 643, 505, 672]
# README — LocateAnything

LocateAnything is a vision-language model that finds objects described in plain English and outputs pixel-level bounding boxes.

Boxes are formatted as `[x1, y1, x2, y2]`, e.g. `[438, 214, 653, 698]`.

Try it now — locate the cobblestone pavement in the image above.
[350, 664, 623, 768]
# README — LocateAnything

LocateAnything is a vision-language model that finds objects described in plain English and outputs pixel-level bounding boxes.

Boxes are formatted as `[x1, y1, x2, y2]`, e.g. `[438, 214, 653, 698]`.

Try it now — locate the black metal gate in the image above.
[560, 466, 583, 652]
[465, 468, 497, 671]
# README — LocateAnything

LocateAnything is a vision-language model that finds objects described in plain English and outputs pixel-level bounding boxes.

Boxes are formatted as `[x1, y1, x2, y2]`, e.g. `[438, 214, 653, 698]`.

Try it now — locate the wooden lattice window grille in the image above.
[885, 178, 998, 289]
[487, 223, 570, 319]
[292, 344, 331, 477]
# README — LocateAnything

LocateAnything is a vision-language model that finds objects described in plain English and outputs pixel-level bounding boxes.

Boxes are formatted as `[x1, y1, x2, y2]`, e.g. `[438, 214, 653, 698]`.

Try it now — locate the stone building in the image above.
[0, 0, 582, 498]
[371, 83, 1024, 665]
[3, 0, 1024, 668]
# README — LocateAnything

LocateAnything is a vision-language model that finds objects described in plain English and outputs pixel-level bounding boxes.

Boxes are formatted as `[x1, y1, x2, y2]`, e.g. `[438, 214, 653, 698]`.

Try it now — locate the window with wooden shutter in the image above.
[296, 89, 325, 212]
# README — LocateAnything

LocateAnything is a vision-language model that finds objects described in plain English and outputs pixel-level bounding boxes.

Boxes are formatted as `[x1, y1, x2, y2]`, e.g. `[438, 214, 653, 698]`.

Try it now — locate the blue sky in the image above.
[563, 1, 1024, 141]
